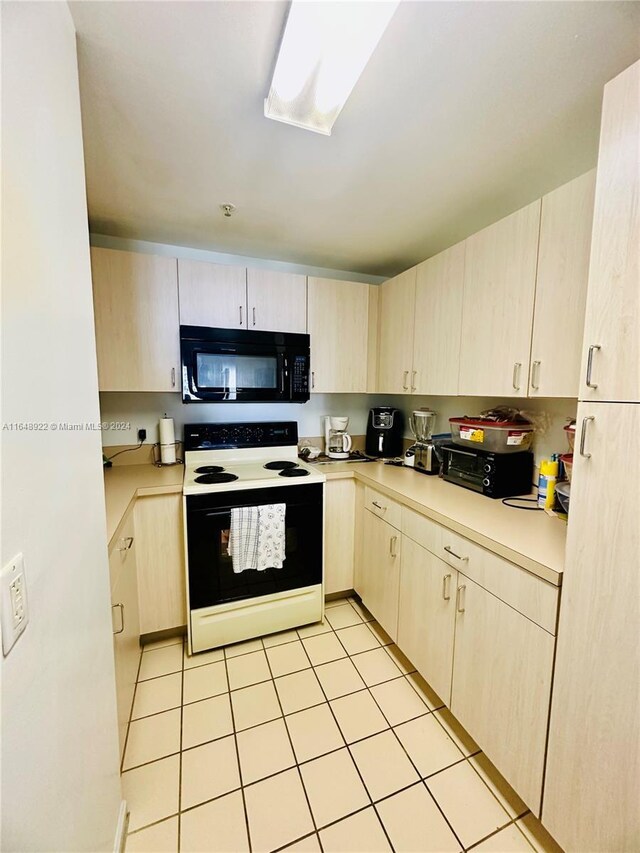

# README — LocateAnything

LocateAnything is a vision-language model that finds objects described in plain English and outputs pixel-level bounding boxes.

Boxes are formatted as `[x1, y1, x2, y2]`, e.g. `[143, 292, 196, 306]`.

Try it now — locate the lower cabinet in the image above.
[324, 479, 356, 595]
[450, 575, 555, 814]
[398, 537, 457, 704]
[360, 508, 401, 640]
[109, 510, 141, 762]
[134, 493, 186, 634]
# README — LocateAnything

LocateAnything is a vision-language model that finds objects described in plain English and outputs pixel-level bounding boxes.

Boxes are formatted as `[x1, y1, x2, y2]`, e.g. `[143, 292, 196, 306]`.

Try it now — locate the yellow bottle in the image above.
[537, 459, 559, 510]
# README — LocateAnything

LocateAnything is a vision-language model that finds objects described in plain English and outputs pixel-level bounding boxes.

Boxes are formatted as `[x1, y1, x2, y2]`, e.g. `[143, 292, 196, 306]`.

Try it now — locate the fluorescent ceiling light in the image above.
[265, 1, 399, 136]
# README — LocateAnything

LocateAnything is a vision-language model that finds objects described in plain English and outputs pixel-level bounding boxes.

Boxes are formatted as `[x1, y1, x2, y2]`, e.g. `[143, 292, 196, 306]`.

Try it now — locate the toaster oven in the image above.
[440, 443, 534, 498]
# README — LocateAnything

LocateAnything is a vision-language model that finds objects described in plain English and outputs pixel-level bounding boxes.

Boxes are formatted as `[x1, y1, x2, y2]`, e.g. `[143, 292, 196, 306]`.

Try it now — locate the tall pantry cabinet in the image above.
[542, 59, 640, 853]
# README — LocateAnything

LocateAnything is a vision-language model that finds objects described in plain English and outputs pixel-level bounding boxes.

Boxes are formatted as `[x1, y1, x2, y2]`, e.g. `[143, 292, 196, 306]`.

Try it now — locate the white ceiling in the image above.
[70, 1, 640, 277]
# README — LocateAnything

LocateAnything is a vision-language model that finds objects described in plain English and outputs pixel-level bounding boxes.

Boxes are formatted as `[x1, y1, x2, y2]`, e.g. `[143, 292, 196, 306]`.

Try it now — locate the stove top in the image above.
[183, 421, 325, 495]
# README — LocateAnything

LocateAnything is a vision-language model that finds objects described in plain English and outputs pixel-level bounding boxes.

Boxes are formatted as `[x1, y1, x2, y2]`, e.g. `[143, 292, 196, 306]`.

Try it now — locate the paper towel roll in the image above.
[159, 416, 176, 464]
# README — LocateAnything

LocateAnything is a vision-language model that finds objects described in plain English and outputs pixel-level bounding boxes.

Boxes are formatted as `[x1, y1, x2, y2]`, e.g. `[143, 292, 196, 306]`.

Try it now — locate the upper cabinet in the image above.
[459, 201, 541, 397]
[377, 267, 416, 393]
[308, 277, 371, 392]
[412, 241, 465, 396]
[580, 60, 640, 403]
[178, 260, 246, 328]
[529, 170, 596, 397]
[246, 269, 307, 334]
[91, 248, 180, 392]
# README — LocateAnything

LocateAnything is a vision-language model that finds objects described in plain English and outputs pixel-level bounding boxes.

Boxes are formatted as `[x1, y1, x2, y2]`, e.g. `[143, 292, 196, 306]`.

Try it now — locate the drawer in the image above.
[401, 507, 443, 556]
[364, 486, 402, 530]
[439, 529, 558, 634]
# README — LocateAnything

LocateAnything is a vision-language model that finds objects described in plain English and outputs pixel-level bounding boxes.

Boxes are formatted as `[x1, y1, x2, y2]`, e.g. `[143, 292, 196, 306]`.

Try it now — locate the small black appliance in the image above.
[440, 443, 534, 498]
[365, 407, 404, 457]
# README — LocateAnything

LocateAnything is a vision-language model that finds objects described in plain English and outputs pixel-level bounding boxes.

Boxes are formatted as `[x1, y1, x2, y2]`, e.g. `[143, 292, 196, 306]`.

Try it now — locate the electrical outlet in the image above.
[1, 553, 29, 655]
[138, 428, 147, 443]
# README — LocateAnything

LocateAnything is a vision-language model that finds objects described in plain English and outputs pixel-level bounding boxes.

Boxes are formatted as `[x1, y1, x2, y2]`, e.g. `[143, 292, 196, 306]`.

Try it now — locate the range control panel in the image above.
[184, 421, 299, 451]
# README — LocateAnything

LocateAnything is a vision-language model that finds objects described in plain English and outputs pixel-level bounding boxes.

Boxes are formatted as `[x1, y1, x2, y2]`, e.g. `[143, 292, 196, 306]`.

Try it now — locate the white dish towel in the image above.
[228, 503, 286, 574]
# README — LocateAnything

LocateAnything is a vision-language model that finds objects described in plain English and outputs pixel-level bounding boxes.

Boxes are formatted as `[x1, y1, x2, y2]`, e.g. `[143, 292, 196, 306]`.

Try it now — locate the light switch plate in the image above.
[1, 553, 29, 655]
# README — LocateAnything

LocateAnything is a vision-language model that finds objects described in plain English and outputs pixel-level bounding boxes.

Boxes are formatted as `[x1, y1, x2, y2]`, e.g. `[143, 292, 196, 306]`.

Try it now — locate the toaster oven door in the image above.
[442, 446, 485, 492]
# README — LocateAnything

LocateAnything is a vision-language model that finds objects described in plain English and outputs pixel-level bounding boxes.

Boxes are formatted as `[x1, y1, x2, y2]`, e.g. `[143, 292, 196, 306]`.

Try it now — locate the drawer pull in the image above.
[112, 603, 125, 635]
[389, 535, 398, 558]
[579, 416, 595, 458]
[456, 585, 466, 613]
[118, 536, 134, 552]
[372, 501, 387, 512]
[444, 545, 467, 562]
[586, 344, 601, 389]
[442, 573, 452, 601]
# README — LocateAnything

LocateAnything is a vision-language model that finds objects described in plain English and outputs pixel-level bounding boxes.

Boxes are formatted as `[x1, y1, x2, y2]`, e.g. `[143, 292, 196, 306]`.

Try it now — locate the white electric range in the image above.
[182, 422, 325, 654]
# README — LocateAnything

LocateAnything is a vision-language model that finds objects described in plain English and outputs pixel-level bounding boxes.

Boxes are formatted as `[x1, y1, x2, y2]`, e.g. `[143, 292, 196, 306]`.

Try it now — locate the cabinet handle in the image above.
[112, 603, 125, 635]
[372, 501, 387, 512]
[389, 535, 398, 558]
[512, 362, 522, 390]
[586, 344, 601, 389]
[456, 585, 466, 613]
[579, 416, 595, 458]
[171, 367, 176, 388]
[402, 370, 409, 391]
[118, 536, 134, 552]
[411, 370, 417, 392]
[239, 305, 243, 325]
[311, 371, 315, 390]
[531, 360, 541, 390]
[252, 307, 256, 327]
[442, 573, 452, 601]
[444, 545, 468, 563]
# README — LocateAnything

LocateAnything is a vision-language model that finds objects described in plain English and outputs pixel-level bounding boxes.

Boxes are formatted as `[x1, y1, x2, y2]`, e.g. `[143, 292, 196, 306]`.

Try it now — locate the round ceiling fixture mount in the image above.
[220, 203, 236, 218]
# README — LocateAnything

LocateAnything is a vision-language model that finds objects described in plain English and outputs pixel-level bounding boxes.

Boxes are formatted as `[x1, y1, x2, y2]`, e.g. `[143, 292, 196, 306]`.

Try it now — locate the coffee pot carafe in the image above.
[324, 416, 353, 460]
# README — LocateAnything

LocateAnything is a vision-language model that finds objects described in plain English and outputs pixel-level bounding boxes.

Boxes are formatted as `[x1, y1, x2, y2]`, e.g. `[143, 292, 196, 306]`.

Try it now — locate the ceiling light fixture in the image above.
[264, 0, 399, 136]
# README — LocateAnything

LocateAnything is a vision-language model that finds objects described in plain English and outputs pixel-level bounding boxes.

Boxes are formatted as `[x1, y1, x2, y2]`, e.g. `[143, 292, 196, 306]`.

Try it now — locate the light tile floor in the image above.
[123, 597, 563, 853]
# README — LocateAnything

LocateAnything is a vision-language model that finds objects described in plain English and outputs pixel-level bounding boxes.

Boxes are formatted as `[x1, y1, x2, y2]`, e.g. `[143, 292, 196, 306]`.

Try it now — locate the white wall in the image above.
[1, 4, 121, 850]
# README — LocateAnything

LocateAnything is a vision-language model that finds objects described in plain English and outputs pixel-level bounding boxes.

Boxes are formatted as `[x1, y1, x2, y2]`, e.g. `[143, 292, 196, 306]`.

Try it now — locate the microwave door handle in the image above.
[281, 356, 288, 397]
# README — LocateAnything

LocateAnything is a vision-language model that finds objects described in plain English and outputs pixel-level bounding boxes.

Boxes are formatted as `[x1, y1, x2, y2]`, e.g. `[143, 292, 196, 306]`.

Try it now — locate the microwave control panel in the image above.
[292, 354, 310, 396]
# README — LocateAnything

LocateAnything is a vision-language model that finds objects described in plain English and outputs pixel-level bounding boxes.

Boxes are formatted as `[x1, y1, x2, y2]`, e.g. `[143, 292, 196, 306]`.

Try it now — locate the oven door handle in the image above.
[445, 447, 477, 458]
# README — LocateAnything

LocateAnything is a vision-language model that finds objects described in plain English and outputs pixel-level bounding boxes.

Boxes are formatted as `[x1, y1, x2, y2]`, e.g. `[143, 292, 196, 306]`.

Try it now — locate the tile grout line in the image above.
[464, 809, 535, 852]
[176, 639, 185, 852]
[121, 642, 145, 775]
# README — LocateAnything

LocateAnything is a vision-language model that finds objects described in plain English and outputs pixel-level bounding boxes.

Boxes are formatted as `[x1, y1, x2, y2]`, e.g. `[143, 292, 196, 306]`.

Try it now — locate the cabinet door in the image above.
[543, 402, 640, 852]
[246, 269, 307, 333]
[412, 242, 465, 396]
[360, 510, 401, 639]
[178, 259, 246, 328]
[91, 248, 180, 391]
[308, 277, 370, 392]
[529, 170, 596, 397]
[377, 267, 416, 394]
[134, 493, 186, 634]
[459, 202, 540, 397]
[398, 538, 456, 703]
[580, 61, 640, 403]
[109, 521, 140, 761]
[450, 575, 554, 813]
[324, 479, 356, 595]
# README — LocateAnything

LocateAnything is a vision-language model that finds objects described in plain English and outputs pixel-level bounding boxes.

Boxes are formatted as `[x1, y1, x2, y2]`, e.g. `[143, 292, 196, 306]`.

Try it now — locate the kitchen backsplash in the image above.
[100, 392, 577, 464]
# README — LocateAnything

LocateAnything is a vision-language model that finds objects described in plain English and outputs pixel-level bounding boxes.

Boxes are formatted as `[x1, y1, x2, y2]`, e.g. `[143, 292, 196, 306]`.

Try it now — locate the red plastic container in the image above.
[450, 417, 534, 454]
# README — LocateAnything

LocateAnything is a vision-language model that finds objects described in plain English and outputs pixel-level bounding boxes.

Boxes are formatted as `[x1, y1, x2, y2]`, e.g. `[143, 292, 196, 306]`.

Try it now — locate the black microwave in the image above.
[180, 326, 310, 403]
[440, 443, 534, 498]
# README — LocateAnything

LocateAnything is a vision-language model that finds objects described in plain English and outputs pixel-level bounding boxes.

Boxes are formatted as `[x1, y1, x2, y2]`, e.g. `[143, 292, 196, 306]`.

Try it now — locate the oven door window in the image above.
[186, 485, 322, 609]
[447, 449, 484, 483]
[195, 352, 278, 392]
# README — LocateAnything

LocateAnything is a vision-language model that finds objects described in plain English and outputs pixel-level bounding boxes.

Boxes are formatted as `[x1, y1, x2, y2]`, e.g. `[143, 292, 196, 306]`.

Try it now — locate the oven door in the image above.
[186, 483, 323, 609]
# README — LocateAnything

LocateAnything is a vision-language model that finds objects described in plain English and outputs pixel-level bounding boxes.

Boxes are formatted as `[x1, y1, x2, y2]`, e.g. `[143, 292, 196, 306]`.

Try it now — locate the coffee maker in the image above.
[324, 416, 353, 460]
[365, 407, 404, 457]
[404, 409, 440, 474]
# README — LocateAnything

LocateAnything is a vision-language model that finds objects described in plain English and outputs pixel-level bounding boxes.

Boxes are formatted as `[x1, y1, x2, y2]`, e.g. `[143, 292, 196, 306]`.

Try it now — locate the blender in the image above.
[404, 409, 440, 474]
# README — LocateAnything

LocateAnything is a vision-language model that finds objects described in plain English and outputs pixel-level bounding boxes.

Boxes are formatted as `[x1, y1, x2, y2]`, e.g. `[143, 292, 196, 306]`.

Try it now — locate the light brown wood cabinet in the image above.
[178, 259, 247, 328]
[377, 267, 416, 394]
[412, 241, 465, 396]
[307, 277, 371, 393]
[324, 479, 355, 595]
[246, 269, 307, 333]
[458, 201, 541, 397]
[543, 404, 640, 850]
[91, 248, 180, 391]
[134, 493, 186, 634]
[398, 537, 457, 703]
[360, 508, 401, 640]
[108, 510, 140, 761]
[450, 574, 555, 815]
[529, 169, 596, 397]
[579, 61, 640, 404]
